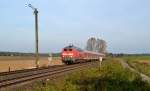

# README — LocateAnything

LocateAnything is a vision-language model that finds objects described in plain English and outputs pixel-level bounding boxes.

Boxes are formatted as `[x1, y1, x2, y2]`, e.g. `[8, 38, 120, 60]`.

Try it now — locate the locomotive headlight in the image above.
[62, 53, 67, 55]
[68, 53, 73, 55]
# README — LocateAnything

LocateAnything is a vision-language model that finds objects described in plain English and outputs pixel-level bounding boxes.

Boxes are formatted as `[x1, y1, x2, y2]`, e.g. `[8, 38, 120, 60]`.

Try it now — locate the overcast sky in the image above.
[0, 0, 150, 53]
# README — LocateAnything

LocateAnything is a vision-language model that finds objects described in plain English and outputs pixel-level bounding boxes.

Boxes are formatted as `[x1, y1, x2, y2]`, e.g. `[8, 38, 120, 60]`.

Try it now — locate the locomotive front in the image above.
[61, 46, 76, 64]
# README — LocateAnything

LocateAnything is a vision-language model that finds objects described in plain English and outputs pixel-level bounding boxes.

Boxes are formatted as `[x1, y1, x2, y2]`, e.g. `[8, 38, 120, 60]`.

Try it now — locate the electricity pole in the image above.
[28, 4, 39, 68]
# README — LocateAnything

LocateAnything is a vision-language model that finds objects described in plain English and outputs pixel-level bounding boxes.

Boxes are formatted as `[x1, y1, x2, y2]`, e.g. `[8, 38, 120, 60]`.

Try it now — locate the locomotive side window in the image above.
[76, 48, 83, 52]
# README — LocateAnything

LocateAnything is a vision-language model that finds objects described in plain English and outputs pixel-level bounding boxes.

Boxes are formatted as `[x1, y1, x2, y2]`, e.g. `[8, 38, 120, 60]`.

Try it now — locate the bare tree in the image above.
[86, 37, 107, 53]
[86, 37, 97, 51]
[96, 39, 107, 53]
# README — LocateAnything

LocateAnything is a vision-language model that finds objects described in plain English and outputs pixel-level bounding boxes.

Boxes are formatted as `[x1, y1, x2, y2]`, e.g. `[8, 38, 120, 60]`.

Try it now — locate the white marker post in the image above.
[99, 57, 103, 71]
[48, 53, 52, 66]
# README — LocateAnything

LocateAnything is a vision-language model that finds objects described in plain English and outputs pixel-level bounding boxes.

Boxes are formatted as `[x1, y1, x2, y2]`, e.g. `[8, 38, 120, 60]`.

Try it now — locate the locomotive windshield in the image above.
[63, 48, 72, 51]
[64, 49, 67, 51]
[64, 45, 83, 52]
[69, 49, 72, 51]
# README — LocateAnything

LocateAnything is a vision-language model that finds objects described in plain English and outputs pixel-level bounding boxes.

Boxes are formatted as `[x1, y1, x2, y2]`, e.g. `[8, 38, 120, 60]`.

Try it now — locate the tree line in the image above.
[0, 52, 49, 57]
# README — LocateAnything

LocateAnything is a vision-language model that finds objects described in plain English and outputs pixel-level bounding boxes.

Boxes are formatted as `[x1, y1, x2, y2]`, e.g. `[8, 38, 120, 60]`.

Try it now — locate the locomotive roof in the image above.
[64, 45, 83, 52]
[84, 50, 105, 56]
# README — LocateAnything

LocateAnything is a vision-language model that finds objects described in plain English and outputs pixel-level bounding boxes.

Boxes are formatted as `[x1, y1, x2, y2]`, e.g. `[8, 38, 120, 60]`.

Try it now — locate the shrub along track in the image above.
[0, 61, 98, 90]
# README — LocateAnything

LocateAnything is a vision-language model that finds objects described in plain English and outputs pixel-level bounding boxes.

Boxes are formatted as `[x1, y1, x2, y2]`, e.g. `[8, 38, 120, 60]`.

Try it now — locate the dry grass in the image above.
[123, 56, 150, 77]
[138, 60, 150, 65]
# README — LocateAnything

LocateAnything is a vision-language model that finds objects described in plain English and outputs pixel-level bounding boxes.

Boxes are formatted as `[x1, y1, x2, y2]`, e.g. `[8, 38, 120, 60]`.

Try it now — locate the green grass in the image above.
[31, 57, 150, 91]
[122, 56, 150, 77]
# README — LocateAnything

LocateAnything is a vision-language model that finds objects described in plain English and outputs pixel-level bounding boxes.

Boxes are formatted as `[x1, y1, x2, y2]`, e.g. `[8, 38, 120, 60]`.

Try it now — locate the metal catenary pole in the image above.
[28, 4, 39, 68]
[34, 8, 39, 68]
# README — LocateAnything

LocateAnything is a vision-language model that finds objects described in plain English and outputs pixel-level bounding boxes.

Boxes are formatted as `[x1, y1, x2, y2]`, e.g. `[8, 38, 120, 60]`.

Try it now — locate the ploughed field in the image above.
[0, 56, 62, 72]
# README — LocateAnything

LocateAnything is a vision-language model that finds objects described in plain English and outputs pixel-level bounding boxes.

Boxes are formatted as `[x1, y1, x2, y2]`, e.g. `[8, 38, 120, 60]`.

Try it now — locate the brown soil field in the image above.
[0, 56, 62, 72]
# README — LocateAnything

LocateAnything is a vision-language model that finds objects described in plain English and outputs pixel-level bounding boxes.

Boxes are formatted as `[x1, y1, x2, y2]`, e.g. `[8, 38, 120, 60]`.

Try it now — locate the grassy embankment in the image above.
[122, 55, 150, 77]
[15, 57, 150, 91]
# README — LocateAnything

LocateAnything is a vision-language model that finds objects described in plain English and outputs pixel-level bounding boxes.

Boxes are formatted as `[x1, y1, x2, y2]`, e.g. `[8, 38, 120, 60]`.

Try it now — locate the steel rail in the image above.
[0, 65, 65, 82]
[0, 61, 96, 89]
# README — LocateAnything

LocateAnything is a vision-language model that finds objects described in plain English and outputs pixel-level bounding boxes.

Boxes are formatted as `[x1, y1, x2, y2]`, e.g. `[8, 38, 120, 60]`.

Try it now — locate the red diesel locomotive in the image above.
[61, 45, 105, 64]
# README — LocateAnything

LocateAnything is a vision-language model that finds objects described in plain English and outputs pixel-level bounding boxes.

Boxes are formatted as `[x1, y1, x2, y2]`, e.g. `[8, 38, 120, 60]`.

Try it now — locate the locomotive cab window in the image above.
[69, 49, 72, 51]
[64, 49, 67, 51]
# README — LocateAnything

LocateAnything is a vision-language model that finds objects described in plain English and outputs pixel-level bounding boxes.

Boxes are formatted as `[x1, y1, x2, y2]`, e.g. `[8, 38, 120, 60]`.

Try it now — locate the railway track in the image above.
[0, 61, 97, 89]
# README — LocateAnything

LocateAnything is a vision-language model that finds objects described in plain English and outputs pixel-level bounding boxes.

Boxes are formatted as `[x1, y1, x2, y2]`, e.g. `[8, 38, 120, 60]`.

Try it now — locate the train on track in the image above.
[61, 45, 105, 64]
